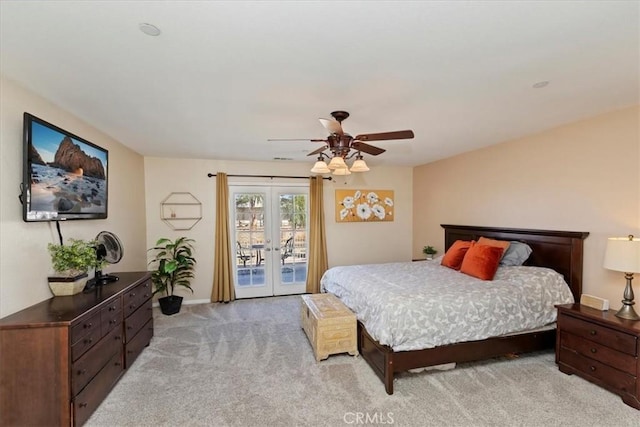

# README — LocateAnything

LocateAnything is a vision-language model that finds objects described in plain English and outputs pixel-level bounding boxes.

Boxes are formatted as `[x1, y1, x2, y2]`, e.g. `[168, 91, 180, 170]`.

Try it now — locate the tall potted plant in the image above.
[47, 238, 105, 296]
[148, 237, 196, 315]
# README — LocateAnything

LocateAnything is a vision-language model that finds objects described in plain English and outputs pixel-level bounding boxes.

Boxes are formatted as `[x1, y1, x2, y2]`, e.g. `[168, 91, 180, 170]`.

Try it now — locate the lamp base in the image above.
[616, 304, 640, 320]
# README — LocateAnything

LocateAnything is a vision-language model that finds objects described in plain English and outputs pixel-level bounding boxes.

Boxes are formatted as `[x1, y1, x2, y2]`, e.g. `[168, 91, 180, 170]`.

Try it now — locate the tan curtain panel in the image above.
[211, 172, 235, 302]
[306, 176, 328, 293]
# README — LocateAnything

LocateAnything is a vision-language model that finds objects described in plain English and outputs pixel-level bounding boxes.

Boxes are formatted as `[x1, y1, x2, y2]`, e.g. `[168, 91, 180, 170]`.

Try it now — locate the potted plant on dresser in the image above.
[148, 237, 196, 315]
[47, 238, 105, 296]
[422, 245, 438, 260]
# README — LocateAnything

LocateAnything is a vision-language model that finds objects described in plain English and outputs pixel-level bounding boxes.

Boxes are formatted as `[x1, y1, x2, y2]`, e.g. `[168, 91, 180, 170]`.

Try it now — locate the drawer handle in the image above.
[84, 323, 93, 329]
[109, 306, 116, 312]
[114, 335, 122, 340]
[127, 325, 133, 330]
[590, 348, 597, 353]
[115, 362, 122, 367]
[144, 293, 150, 298]
[130, 304, 137, 309]
[127, 350, 134, 354]
[109, 319, 117, 325]
[589, 330, 597, 336]
[79, 403, 88, 408]
[130, 293, 136, 297]
[83, 338, 92, 345]
[77, 369, 87, 376]
[590, 366, 596, 372]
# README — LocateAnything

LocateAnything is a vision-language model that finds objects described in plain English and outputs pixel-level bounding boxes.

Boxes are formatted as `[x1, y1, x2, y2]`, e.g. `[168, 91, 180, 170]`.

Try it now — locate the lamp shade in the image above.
[603, 236, 640, 273]
[327, 156, 347, 170]
[310, 160, 330, 174]
[332, 167, 351, 176]
[350, 158, 370, 172]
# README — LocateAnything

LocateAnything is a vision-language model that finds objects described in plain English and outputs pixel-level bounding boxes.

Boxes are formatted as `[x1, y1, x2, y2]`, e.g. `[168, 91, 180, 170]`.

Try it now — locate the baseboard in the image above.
[152, 298, 210, 308]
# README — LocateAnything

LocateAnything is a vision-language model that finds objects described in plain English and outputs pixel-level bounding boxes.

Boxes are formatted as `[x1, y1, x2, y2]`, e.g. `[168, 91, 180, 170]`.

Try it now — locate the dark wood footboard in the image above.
[358, 320, 556, 395]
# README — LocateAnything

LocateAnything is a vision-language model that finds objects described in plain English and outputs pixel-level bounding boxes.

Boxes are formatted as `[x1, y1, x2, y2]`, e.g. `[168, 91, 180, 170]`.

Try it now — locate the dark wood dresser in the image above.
[556, 303, 640, 409]
[0, 271, 153, 426]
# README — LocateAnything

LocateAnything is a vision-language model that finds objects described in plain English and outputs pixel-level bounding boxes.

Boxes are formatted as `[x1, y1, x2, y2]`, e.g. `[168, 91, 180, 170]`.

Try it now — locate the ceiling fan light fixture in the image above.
[310, 159, 330, 174]
[350, 157, 370, 172]
[332, 167, 351, 176]
[328, 156, 347, 170]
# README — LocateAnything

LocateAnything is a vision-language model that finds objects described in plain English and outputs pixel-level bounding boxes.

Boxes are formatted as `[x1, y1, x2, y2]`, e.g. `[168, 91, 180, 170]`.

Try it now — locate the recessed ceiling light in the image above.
[139, 23, 161, 36]
[532, 81, 549, 89]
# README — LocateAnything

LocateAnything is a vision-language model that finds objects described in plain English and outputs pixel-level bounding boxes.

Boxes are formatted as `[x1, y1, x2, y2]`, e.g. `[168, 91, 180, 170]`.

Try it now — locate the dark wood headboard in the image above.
[441, 224, 589, 302]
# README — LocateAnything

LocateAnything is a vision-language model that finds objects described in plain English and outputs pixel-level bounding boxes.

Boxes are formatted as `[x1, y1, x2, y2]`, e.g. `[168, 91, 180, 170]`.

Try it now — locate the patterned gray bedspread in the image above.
[320, 260, 574, 351]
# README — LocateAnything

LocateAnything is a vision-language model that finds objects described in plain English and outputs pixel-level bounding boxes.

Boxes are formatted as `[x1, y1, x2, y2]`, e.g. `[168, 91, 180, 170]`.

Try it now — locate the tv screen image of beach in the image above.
[26, 117, 108, 221]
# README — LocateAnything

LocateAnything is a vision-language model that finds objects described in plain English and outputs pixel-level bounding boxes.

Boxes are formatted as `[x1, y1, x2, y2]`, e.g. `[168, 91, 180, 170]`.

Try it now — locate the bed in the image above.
[321, 224, 589, 394]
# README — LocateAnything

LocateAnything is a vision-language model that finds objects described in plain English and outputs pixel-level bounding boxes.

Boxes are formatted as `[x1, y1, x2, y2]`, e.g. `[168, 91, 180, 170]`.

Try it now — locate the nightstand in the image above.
[556, 303, 640, 409]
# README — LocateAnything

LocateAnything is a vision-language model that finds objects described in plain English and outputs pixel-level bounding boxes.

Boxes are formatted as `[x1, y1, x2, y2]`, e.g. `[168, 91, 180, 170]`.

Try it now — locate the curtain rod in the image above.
[207, 173, 332, 180]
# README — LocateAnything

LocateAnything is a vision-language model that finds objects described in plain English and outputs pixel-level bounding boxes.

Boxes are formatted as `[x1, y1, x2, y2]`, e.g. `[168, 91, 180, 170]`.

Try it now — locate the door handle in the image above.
[274, 247, 280, 252]
[265, 248, 272, 252]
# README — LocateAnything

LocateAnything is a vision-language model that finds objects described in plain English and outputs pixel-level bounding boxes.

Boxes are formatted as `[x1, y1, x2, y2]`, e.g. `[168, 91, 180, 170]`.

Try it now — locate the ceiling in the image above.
[1, 1, 638, 167]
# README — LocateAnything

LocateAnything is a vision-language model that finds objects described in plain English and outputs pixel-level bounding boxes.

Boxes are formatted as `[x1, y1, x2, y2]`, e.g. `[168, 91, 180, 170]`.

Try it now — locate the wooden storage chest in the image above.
[301, 293, 358, 361]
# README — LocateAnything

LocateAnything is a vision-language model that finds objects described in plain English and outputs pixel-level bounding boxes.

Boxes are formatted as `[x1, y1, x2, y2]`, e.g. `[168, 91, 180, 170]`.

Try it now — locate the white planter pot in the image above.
[48, 273, 89, 296]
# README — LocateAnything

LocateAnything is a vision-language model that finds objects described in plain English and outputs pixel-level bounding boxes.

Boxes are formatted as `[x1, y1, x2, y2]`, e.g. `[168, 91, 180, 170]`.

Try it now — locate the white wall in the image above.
[144, 157, 413, 302]
[413, 106, 640, 309]
[0, 76, 148, 317]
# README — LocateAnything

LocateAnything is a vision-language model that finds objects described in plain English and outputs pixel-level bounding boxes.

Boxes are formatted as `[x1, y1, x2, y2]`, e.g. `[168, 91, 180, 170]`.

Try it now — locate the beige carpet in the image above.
[87, 296, 639, 427]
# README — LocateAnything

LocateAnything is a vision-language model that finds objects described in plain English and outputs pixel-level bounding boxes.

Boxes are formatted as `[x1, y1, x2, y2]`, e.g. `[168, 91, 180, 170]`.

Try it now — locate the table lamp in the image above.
[603, 235, 640, 320]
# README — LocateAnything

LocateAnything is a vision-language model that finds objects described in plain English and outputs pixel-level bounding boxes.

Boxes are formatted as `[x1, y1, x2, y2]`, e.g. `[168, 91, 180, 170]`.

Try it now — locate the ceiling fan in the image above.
[269, 110, 414, 174]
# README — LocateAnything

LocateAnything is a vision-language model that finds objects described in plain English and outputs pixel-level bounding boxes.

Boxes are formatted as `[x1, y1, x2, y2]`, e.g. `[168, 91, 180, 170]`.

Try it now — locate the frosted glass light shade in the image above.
[604, 236, 640, 273]
[332, 167, 351, 176]
[310, 160, 330, 174]
[350, 158, 370, 172]
[328, 156, 347, 170]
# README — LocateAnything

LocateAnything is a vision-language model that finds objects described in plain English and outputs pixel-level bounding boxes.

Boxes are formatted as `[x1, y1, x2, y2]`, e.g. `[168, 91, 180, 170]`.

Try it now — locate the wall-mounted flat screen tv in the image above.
[22, 113, 108, 221]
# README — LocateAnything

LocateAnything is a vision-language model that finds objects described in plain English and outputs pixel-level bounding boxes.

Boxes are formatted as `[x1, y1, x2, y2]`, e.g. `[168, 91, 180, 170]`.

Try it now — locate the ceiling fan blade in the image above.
[307, 146, 328, 156]
[267, 138, 327, 142]
[351, 141, 386, 156]
[319, 118, 344, 135]
[354, 130, 414, 142]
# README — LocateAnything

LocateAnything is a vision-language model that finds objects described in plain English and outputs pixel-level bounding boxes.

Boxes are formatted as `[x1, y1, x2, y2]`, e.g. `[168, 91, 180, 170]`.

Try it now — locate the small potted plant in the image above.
[148, 237, 196, 315]
[422, 245, 438, 260]
[47, 238, 104, 296]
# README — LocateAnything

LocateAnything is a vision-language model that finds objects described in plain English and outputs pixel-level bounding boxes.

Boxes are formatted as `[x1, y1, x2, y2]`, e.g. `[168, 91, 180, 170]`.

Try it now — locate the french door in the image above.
[230, 185, 308, 298]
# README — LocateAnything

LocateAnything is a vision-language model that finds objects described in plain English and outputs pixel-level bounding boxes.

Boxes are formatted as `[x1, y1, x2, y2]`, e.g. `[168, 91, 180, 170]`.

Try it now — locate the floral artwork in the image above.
[335, 189, 394, 222]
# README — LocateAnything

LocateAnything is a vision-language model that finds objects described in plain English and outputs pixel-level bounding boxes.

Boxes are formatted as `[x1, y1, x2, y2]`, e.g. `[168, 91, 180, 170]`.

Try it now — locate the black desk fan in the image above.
[85, 231, 123, 291]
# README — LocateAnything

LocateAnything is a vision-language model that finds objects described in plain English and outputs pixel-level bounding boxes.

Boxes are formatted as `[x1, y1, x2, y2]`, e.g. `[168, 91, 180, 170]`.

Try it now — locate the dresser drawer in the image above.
[560, 331, 636, 375]
[125, 318, 153, 368]
[70, 311, 101, 346]
[100, 298, 122, 335]
[559, 347, 636, 394]
[123, 280, 152, 318]
[559, 313, 637, 355]
[124, 298, 153, 343]
[73, 350, 124, 427]
[72, 326, 123, 396]
[71, 324, 102, 362]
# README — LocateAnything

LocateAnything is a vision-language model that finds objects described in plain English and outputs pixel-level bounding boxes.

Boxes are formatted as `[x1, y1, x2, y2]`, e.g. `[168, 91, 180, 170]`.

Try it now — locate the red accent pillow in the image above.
[477, 237, 510, 260]
[441, 240, 474, 270]
[460, 244, 505, 280]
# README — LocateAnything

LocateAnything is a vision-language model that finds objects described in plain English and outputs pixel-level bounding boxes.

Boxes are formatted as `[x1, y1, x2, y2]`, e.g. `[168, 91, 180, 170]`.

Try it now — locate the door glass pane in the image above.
[234, 193, 265, 287]
[279, 193, 307, 285]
